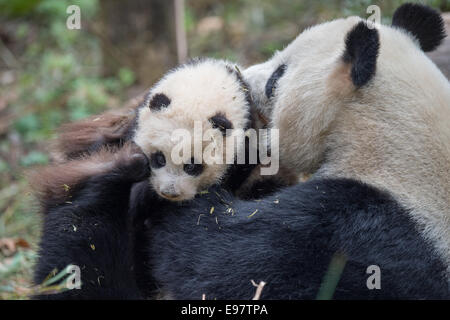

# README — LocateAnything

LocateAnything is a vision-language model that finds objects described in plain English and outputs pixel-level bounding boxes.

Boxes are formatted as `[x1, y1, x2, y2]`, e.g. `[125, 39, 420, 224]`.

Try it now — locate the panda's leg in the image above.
[32, 144, 150, 299]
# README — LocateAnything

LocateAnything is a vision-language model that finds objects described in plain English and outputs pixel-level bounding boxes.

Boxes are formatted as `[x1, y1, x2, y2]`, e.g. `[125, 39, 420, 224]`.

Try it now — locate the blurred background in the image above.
[0, 0, 448, 299]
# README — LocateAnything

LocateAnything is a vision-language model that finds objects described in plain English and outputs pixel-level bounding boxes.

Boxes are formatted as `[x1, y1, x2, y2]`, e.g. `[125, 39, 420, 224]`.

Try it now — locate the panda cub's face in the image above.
[134, 60, 251, 201]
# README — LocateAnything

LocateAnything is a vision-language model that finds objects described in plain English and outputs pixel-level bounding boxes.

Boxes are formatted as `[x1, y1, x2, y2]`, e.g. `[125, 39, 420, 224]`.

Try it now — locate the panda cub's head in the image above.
[133, 59, 253, 201]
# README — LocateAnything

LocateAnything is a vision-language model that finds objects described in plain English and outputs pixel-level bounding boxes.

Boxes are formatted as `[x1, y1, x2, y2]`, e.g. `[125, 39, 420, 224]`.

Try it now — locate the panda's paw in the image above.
[113, 143, 151, 183]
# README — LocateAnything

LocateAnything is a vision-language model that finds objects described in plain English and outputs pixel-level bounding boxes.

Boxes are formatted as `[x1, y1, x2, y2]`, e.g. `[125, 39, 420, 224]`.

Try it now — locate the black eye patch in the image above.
[149, 93, 171, 111]
[265, 64, 287, 99]
[150, 151, 166, 169]
[209, 113, 233, 136]
[184, 158, 204, 176]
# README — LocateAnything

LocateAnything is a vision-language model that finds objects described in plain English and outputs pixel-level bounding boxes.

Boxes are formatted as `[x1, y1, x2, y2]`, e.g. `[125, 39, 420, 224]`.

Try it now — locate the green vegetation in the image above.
[0, 0, 136, 299]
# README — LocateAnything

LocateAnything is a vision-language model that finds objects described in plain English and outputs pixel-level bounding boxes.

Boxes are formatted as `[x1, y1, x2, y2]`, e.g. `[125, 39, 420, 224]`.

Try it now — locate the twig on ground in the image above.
[251, 280, 266, 300]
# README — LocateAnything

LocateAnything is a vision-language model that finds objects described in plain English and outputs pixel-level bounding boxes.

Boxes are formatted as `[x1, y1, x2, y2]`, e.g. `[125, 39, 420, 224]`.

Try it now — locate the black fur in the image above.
[220, 135, 262, 196]
[343, 21, 380, 87]
[149, 93, 171, 111]
[146, 179, 448, 299]
[265, 64, 287, 99]
[183, 158, 204, 176]
[34, 153, 449, 299]
[392, 3, 446, 52]
[33, 154, 150, 299]
[150, 151, 166, 169]
[237, 175, 288, 200]
[209, 113, 233, 136]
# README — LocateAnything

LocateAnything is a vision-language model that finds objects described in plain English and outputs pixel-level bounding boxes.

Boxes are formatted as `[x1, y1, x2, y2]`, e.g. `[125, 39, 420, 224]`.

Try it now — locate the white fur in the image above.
[244, 17, 450, 271]
[133, 59, 250, 201]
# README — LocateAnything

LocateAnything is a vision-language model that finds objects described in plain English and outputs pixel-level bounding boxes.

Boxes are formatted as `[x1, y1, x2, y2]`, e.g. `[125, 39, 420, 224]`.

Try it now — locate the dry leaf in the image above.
[0, 238, 30, 256]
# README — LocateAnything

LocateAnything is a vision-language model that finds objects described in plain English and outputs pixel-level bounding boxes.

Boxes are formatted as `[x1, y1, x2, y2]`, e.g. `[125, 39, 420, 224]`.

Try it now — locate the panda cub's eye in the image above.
[150, 151, 166, 169]
[209, 113, 233, 136]
[184, 158, 204, 176]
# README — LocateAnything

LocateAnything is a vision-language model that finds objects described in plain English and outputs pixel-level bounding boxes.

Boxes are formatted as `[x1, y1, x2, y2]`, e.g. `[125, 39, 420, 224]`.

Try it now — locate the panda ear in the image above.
[265, 64, 287, 99]
[392, 3, 446, 52]
[209, 113, 233, 136]
[343, 21, 380, 88]
[149, 93, 171, 111]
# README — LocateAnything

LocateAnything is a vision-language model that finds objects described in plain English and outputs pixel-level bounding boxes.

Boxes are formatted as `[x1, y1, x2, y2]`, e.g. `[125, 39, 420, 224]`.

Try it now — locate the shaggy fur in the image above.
[133, 59, 258, 201]
[244, 4, 450, 273]
[392, 3, 446, 52]
[28, 144, 144, 212]
[51, 107, 139, 162]
[265, 64, 287, 99]
[33, 146, 151, 299]
[33, 151, 448, 299]
[209, 113, 233, 135]
[32, 3, 450, 300]
[49, 58, 271, 201]
[343, 21, 380, 87]
[147, 179, 448, 299]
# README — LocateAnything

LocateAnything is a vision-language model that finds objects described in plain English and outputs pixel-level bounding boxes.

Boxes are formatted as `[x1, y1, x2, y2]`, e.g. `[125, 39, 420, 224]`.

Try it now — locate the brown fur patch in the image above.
[327, 62, 354, 97]
[50, 102, 141, 162]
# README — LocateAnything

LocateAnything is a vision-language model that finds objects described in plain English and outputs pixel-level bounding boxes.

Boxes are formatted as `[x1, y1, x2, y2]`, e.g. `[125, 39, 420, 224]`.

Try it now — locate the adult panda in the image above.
[243, 2, 450, 277]
[32, 3, 448, 300]
[145, 3, 450, 299]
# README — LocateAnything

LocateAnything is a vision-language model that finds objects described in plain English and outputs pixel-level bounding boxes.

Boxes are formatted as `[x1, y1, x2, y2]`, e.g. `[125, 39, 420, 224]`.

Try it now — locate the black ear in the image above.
[343, 21, 380, 87]
[265, 64, 287, 99]
[209, 113, 233, 136]
[392, 3, 446, 52]
[149, 93, 171, 111]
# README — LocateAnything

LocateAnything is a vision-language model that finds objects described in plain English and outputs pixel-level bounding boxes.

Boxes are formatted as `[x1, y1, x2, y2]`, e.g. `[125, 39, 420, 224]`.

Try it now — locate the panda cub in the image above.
[133, 58, 256, 201]
[33, 3, 449, 300]
[31, 58, 279, 299]
[47, 58, 274, 202]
